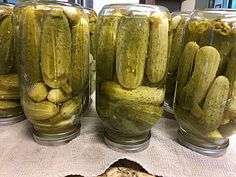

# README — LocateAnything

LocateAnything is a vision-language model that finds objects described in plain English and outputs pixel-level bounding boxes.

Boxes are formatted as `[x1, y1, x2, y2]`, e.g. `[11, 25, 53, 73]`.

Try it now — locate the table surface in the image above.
[0, 99, 236, 177]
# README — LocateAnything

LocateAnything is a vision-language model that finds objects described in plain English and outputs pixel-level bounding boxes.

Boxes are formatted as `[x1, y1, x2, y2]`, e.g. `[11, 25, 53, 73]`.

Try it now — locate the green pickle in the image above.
[175, 9, 236, 157]
[14, 3, 89, 144]
[164, 12, 190, 118]
[95, 4, 170, 152]
[0, 4, 24, 123]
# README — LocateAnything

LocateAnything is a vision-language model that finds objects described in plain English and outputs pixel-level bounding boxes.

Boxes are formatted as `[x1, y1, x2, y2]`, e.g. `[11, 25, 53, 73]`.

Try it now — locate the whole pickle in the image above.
[168, 16, 187, 74]
[60, 96, 82, 119]
[96, 15, 122, 80]
[47, 88, 70, 103]
[201, 76, 229, 132]
[0, 100, 20, 109]
[146, 13, 169, 83]
[70, 13, 89, 95]
[223, 99, 236, 121]
[113, 101, 162, 126]
[176, 42, 199, 91]
[23, 98, 59, 120]
[19, 6, 42, 83]
[0, 74, 18, 89]
[0, 12, 13, 75]
[28, 82, 48, 102]
[116, 16, 149, 89]
[225, 46, 236, 98]
[41, 9, 71, 90]
[0, 76, 19, 100]
[102, 81, 165, 105]
[0, 106, 22, 118]
[179, 46, 220, 110]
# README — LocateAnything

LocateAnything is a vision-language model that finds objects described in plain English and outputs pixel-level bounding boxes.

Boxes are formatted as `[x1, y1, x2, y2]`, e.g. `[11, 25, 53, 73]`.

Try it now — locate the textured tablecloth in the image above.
[0, 99, 236, 177]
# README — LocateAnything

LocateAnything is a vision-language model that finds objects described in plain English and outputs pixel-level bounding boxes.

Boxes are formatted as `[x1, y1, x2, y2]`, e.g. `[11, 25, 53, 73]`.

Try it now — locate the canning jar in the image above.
[0, 3, 25, 125]
[175, 9, 236, 157]
[14, 1, 90, 145]
[95, 4, 170, 152]
[85, 8, 97, 96]
[163, 11, 190, 119]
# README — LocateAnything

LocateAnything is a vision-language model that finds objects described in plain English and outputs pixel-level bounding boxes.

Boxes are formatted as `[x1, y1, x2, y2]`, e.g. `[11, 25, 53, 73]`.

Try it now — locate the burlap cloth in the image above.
[0, 98, 236, 177]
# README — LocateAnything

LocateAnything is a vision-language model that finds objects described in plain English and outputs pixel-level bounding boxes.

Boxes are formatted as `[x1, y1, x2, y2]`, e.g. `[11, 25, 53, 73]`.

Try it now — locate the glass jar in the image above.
[163, 11, 190, 119]
[95, 4, 170, 152]
[85, 8, 97, 96]
[0, 3, 25, 125]
[175, 9, 236, 157]
[14, 1, 90, 145]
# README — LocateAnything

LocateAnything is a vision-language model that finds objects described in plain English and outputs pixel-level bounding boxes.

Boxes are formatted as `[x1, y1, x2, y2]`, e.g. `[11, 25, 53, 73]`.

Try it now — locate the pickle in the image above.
[168, 16, 186, 73]
[0, 13, 13, 74]
[23, 98, 59, 120]
[70, 14, 89, 94]
[179, 46, 220, 110]
[96, 94, 114, 120]
[0, 100, 20, 109]
[28, 82, 48, 102]
[116, 16, 149, 89]
[0, 74, 20, 100]
[0, 74, 18, 89]
[113, 101, 162, 126]
[146, 13, 169, 83]
[60, 96, 82, 119]
[225, 46, 236, 98]
[219, 120, 236, 138]
[201, 76, 229, 132]
[223, 99, 236, 121]
[19, 6, 42, 83]
[96, 15, 121, 80]
[102, 81, 165, 105]
[47, 89, 70, 103]
[177, 42, 199, 91]
[41, 9, 71, 89]
[48, 113, 65, 124]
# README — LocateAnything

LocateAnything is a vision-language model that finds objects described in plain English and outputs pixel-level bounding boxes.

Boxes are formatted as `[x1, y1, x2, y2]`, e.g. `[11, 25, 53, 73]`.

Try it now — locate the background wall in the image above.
[181, 0, 196, 11]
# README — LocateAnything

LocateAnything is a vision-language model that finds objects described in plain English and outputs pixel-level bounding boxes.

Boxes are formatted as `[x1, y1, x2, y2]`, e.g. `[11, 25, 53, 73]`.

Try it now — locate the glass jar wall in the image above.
[163, 11, 190, 119]
[0, 3, 25, 125]
[14, 1, 90, 145]
[175, 9, 236, 157]
[95, 4, 170, 152]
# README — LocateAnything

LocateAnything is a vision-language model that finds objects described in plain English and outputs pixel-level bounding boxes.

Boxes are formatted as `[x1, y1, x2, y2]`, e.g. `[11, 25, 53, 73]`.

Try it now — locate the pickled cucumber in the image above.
[47, 89, 70, 103]
[177, 42, 199, 91]
[60, 96, 82, 119]
[28, 82, 48, 102]
[41, 9, 71, 89]
[201, 76, 229, 132]
[96, 15, 121, 80]
[23, 98, 59, 120]
[0, 13, 13, 75]
[146, 13, 169, 83]
[116, 16, 149, 89]
[168, 16, 187, 73]
[70, 13, 89, 94]
[19, 6, 42, 83]
[0, 100, 20, 109]
[0, 74, 18, 89]
[179, 46, 220, 110]
[102, 81, 165, 105]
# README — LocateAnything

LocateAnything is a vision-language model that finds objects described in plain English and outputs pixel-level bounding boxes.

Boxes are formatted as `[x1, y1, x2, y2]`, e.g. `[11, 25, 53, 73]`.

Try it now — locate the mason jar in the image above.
[14, 1, 90, 145]
[0, 3, 25, 125]
[85, 8, 97, 96]
[175, 9, 236, 157]
[163, 11, 190, 119]
[95, 4, 170, 152]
